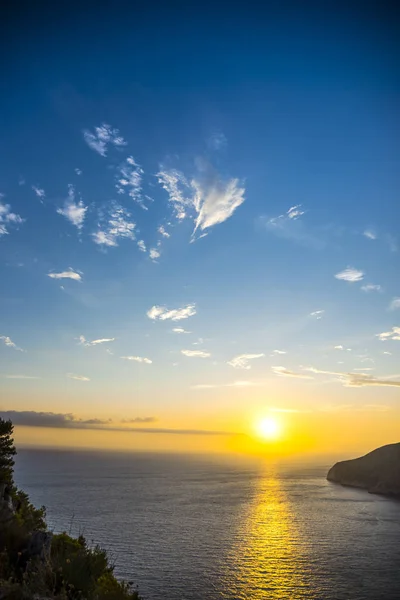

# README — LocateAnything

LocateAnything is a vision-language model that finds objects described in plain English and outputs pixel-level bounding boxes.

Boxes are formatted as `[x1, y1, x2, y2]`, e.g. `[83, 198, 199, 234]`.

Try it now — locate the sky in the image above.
[1, 2, 399, 456]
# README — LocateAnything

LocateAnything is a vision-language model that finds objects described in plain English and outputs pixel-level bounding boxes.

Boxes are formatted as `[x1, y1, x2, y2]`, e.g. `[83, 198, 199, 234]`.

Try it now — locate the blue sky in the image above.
[1, 3, 399, 443]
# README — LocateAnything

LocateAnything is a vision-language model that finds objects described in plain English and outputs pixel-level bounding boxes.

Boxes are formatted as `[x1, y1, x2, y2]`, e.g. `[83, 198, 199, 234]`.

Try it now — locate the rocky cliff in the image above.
[327, 442, 400, 497]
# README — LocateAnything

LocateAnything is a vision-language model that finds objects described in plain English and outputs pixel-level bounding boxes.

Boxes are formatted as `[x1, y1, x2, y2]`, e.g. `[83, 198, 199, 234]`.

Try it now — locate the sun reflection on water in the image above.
[222, 468, 312, 599]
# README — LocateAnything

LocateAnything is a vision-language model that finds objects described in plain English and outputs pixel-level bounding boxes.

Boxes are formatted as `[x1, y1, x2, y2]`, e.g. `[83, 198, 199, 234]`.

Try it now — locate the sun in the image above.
[256, 417, 282, 441]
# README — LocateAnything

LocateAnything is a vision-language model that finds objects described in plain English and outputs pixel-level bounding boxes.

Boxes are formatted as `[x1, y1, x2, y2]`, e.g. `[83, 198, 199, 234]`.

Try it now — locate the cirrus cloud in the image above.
[228, 353, 264, 369]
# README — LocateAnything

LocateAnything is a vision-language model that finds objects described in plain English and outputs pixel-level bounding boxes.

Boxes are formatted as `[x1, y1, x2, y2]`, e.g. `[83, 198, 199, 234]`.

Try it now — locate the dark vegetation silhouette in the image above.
[0, 418, 141, 599]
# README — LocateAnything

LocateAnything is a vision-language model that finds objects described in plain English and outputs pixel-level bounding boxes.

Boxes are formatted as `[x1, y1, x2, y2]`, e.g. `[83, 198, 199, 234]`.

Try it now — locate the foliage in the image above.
[0, 418, 142, 599]
[0, 420, 16, 485]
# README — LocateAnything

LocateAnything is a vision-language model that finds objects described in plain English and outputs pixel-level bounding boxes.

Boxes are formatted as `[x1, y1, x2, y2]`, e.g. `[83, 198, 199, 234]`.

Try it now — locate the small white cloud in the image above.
[121, 356, 152, 364]
[334, 345, 344, 350]
[383, 351, 392, 355]
[92, 204, 136, 247]
[48, 268, 82, 282]
[57, 185, 87, 230]
[83, 123, 126, 157]
[0, 336, 24, 352]
[376, 327, 400, 341]
[147, 304, 196, 321]
[181, 349, 211, 358]
[389, 297, 400, 311]
[137, 240, 147, 252]
[158, 225, 170, 238]
[91, 338, 115, 345]
[0, 200, 24, 236]
[361, 284, 382, 293]
[156, 168, 192, 220]
[172, 328, 191, 334]
[192, 176, 245, 234]
[208, 132, 227, 150]
[287, 205, 305, 220]
[272, 366, 312, 379]
[310, 310, 324, 319]
[335, 267, 364, 282]
[75, 168, 82, 175]
[228, 353, 264, 370]
[77, 335, 115, 346]
[115, 156, 146, 208]
[67, 373, 90, 381]
[272, 349, 286, 355]
[32, 186, 45, 199]
[363, 230, 377, 240]
[149, 248, 161, 261]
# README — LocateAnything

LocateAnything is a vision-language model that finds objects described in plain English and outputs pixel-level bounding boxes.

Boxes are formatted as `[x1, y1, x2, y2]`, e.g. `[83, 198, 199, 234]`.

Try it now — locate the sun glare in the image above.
[256, 417, 282, 441]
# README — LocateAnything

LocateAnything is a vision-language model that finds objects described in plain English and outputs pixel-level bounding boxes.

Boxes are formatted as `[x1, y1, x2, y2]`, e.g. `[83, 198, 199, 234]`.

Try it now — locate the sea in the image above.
[14, 449, 400, 600]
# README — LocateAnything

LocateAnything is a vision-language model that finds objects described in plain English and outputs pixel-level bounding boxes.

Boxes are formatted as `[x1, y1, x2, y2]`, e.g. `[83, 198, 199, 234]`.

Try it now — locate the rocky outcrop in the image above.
[327, 442, 400, 497]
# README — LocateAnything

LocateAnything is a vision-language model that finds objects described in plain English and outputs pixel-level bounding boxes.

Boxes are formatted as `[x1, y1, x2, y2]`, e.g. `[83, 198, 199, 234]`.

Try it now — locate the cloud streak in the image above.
[181, 350, 211, 358]
[0, 336, 24, 352]
[0, 410, 233, 436]
[147, 304, 196, 321]
[228, 354, 264, 369]
[83, 123, 126, 157]
[271, 366, 312, 379]
[121, 356, 152, 364]
[67, 373, 90, 381]
[48, 269, 82, 281]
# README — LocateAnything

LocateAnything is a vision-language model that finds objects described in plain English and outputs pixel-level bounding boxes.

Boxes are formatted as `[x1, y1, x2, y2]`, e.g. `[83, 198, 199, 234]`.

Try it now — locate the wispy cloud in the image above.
[272, 349, 286, 355]
[78, 335, 115, 347]
[259, 204, 331, 249]
[192, 174, 245, 235]
[149, 248, 161, 261]
[67, 373, 90, 381]
[147, 304, 196, 321]
[57, 185, 87, 230]
[192, 380, 255, 390]
[181, 349, 211, 358]
[305, 366, 400, 387]
[334, 345, 344, 350]
[157, 165, 245, 236]
[0, 200, 24, 236]
[137, 240, 147, 252]
[75, 168, 82, 175]
[92, 204, 136, 247]
[121, 417, 157, 423]
[158, 226, 170, 238]
[272, 366, 312, 379]
[334, 267, 364, 282]
[389, 298, 400, 311]
[376, 327, 400, 341]
[0, 336, 24, 352]
[157, 168, 192, 220]
[228, 353, 264, 369]
[2, 375, 40, 379]
[309, 310, 324, 319]
[0, 410, 233, 435]
[48, 268, 82, 281]
[121, 356, 152, 364]
[361, 284, 382, 293]
[172, 328, 191, 334]
[363, 229, 377, 240]
[32, 186, 45, 200]
[83, 123, 126, 157]
[208, 131, 227, 150]
[115, 156, 146, 208]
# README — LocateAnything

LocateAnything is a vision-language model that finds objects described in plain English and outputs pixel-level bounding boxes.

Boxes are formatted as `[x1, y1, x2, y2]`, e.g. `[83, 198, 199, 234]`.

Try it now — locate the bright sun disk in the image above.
[256, 416, 282, 440]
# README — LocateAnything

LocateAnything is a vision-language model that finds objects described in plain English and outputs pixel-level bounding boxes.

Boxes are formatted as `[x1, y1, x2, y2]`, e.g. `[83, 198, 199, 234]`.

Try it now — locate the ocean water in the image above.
[14, 449, 400, 600]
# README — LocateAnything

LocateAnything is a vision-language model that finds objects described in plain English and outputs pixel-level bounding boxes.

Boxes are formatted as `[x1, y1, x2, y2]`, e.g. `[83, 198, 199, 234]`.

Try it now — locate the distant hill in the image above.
[327, 443, 400, 497]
